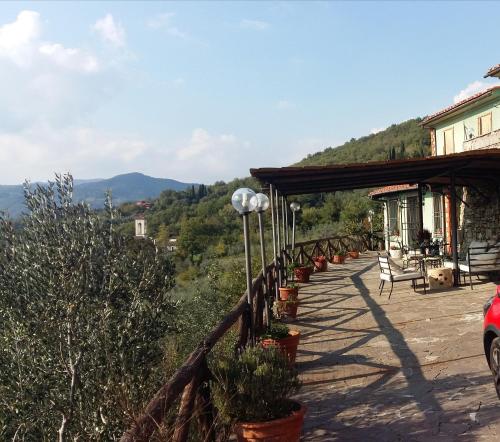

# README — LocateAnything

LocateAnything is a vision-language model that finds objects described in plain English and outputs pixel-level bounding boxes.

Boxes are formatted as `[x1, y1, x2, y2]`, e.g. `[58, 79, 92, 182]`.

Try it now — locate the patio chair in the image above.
[378, 254, 427, 299]
[444, 241, 500, 290]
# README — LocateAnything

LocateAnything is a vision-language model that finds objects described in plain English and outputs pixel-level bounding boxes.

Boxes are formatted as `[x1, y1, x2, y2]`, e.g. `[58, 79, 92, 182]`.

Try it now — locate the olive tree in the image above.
[0, 175, 176, 441]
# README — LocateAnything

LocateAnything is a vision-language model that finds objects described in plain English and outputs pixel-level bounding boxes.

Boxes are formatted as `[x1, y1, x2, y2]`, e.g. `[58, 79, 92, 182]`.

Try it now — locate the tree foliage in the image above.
[0, 175, 176, 440]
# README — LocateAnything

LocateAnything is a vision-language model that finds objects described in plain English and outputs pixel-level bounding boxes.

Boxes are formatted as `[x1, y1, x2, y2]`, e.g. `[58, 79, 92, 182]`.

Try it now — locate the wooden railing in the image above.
[120, 234, 369, 441]
[120, 262, 279, 442]
[284, 235, 370, 267]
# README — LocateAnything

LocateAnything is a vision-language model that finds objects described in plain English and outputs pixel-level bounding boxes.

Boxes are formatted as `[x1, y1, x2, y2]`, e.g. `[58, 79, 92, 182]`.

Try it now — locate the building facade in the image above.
[373, 64, 500, 252]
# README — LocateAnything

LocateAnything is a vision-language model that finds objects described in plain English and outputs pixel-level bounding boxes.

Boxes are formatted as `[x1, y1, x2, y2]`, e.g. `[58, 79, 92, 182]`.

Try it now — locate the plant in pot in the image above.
[289, 261, 312, 283]
[332, 250, 347, 264]
[277, 297, 300, 319]
[348, 250, 360, 259]
[278, 280, 299, 301]
[259, 321, 301, 364]
[313, 255, 328, 272]
[212, 345, 305, 441]
[389, 244, 402, 259]
[417, 229, 432, 254]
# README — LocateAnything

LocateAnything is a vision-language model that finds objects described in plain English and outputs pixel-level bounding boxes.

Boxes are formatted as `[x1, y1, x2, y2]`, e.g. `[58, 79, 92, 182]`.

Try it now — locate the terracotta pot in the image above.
[278, 300, 299, 319]
[278, 286, 298, 301]
[331, 255, 345, 264]
[261, 330, 300, 364]
[313, 258, 328, 272]
[348, 251, 359, 259]
[293, 266, 312, 283]
[234, 402, 306, 442]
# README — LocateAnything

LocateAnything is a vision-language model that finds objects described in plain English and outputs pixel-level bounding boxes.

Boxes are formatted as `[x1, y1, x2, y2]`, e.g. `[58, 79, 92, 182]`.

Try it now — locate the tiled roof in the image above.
[422, 86, 500, 127]
[484, 64, 500, 78]
[369, 184, 417, 197]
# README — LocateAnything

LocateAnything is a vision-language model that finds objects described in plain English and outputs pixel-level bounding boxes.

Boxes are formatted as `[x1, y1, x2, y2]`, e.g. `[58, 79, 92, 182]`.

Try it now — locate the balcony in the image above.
[463, 129, 500, 151]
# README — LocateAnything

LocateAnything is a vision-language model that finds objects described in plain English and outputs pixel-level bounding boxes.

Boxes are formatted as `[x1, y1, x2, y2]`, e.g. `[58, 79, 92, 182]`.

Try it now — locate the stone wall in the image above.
[461, 185, 500, 248]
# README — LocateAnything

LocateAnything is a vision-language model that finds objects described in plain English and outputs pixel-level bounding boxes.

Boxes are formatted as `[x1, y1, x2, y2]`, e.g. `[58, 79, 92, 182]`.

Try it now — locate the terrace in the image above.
[294, 253, 499, 440]
[122, 150, 500, 441]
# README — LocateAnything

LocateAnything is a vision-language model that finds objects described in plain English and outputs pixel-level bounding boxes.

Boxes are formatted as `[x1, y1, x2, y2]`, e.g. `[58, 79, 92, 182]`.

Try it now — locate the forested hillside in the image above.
[116, 117, 430, 282]
[297, 118, 430, 166]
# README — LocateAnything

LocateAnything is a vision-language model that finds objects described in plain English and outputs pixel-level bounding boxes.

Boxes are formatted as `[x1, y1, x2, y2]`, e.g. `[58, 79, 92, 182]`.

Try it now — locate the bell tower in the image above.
[135, 214, 147, 238]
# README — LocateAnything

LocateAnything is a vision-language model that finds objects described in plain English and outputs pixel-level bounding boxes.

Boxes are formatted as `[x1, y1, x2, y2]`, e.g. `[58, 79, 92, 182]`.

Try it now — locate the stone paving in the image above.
[293, 253, 500, 441]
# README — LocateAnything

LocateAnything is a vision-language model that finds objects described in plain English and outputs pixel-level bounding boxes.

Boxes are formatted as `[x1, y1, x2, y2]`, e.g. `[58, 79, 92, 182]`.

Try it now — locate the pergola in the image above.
[251, 148, 500, 285]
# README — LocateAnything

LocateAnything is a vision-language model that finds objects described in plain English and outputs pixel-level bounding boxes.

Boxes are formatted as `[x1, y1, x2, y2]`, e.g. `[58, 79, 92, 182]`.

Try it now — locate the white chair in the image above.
[378, 255, 427, 299]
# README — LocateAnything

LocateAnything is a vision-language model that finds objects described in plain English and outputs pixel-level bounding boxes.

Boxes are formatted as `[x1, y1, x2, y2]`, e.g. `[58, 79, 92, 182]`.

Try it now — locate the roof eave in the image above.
[421, 90, 495, 128]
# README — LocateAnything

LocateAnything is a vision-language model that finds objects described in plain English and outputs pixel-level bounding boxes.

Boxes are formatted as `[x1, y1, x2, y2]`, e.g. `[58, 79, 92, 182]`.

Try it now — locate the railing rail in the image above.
[284, 234, 370, 267]
[121, 234, 369, 441]
[120, 262, 279, 442]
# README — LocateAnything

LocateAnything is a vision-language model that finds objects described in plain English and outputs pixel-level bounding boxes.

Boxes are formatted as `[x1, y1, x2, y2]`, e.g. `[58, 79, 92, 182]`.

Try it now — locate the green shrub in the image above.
[0, 175, 176, 440]
[211, 346, 300, 424]
[259, 321, 290, 340]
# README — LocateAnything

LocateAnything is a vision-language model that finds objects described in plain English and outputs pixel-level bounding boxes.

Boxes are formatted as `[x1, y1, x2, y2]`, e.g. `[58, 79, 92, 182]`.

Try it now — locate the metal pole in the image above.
[269, 185, 277, 260]
[281, 196, 287, 275]
[285, 197, 290, 247]
[242, 213, 254, 344]
[257, 211, 270, 327]
[292, 210, 296, 254]
[275, 189, 281, 287]
[417, 183, 424, 234]
[450, 174, 459, 286]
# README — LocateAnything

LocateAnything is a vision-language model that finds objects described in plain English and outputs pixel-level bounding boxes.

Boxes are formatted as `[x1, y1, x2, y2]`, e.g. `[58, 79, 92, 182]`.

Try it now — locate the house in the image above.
[372, 63, 500, 252]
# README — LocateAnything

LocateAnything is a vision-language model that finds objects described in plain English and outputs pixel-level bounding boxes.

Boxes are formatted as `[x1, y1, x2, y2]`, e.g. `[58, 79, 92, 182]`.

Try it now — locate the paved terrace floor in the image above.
[293, 253, 500, 441]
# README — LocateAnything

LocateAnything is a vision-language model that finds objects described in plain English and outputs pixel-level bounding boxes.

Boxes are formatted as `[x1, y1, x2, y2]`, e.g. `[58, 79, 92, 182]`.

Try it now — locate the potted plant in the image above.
[389, 245, 402, 259]
[212, 345, 305, 441]
[260, 321, 301, 364]
[279, 282, 299, 301]
[313, 255, 328, 272]
[289, 261, 312, 283]
[331, 250, 347, 264]
[417, 229, 432, 254]
[348, 250, 360, 259]
[277, 298, 300, 319]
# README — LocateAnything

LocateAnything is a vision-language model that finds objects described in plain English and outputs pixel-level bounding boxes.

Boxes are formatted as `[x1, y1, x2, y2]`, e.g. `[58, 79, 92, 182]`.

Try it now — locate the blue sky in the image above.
[0, 1, 498, 184]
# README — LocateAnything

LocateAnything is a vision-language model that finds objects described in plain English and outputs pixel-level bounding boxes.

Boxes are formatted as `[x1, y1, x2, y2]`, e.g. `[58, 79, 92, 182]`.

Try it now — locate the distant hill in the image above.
[0, 173, 197, 217]
[296, 118, 431, 166]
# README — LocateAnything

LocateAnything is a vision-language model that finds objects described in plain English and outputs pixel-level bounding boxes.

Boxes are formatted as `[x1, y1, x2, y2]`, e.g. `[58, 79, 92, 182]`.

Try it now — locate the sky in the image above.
[0, 1, 499, 185]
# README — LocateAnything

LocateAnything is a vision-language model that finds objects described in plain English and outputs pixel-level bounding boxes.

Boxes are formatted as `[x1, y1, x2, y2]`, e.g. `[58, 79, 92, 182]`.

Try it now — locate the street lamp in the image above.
[290, 202, 301, 257]
[252, 193, 270, 327]
[231, 188, 258, 344]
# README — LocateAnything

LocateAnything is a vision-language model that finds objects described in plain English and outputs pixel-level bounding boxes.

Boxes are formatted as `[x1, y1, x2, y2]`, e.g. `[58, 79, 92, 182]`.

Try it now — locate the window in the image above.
[443, 128, 454, 154]
[433, 194, 443, 236]
[478, 113, 492, 136]
[388, 200, 399, 235]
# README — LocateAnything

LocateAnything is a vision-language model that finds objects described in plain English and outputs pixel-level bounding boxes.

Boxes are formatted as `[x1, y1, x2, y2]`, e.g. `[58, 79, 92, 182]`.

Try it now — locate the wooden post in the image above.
[450, 174, 460, 286]
[172, 370, 202, 442]
[195, 359, 216, 442]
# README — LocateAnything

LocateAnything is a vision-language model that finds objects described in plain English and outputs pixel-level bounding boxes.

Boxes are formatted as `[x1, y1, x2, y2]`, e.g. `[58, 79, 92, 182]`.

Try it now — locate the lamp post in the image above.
[290, 202, 301, 260]
[231, 187, 258, 344]
[368, 209, 374, 250]
[252, 192, 270, 327]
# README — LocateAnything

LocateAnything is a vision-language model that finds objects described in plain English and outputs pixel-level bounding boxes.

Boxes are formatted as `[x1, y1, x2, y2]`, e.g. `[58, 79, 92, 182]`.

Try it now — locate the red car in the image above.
[483, 285, 500, 397]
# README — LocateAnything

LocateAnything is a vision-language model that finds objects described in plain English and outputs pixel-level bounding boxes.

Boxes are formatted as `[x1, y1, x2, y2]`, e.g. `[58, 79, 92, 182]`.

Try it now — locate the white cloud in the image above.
[93, 14, 125, 47]
[453, 80, 490, 104]
[0, 124, 146, 183]
[276, 100, 295, 110]
[370, 127, 385, 135]
[240, 19, 270, 30]
[0, 10, 40, 67]
[146, 12, 187, 38]
[39, 43, 99, 73]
